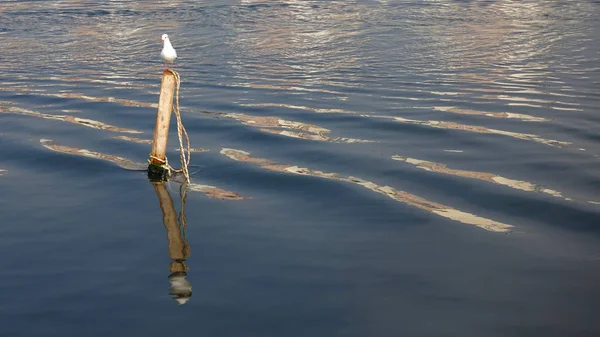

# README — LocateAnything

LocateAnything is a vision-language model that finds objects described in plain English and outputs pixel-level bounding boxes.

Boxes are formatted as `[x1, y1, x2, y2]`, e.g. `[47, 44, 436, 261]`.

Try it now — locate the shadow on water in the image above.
[41, 134, 197, 304]
[151, 180, 193, 305]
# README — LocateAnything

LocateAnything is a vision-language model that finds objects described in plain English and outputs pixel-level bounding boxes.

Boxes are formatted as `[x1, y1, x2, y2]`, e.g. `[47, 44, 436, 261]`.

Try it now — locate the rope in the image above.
[149, 155, 166, 165]
[178, 181, 189, 246]
[150, 69, 191, 183]
[169, 69, 191, 184]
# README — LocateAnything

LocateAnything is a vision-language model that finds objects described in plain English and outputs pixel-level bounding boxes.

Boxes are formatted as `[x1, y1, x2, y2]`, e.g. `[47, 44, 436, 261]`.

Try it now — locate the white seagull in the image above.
[160, 34, 177, 71]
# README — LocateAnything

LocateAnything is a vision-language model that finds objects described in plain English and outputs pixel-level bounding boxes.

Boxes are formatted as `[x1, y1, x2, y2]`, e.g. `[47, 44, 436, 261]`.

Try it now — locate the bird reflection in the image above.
[151, 181, 192, 305]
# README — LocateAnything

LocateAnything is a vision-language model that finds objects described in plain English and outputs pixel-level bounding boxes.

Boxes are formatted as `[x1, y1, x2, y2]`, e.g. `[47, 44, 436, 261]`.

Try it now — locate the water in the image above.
[1, 1, 600, 336]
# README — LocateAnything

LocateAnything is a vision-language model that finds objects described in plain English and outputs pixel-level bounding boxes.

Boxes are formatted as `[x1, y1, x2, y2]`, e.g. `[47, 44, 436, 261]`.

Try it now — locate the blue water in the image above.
[1, 1, 600, 336]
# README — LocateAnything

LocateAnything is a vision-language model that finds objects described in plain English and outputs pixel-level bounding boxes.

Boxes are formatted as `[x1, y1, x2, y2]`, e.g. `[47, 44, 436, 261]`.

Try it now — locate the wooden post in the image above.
[152, 181, 192, 305]
[148, 71, 176, 181]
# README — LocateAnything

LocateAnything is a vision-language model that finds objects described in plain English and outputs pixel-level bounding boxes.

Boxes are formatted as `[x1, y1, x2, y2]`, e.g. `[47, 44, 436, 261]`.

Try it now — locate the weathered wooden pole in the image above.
[148, 71, 177, 181]
[152, 181, 192, 305]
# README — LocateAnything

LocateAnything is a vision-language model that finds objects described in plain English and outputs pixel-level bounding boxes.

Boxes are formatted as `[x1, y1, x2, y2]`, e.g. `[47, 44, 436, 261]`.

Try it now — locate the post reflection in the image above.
[152, 181, 192, 305]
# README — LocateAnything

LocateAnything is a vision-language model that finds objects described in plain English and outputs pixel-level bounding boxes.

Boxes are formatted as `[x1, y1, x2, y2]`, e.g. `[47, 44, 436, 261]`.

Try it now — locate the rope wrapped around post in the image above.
[148, 69, 191, 183]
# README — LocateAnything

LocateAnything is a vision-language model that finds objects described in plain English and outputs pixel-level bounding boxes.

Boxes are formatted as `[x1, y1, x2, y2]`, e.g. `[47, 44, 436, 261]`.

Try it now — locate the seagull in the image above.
[160, 34, 177, 71]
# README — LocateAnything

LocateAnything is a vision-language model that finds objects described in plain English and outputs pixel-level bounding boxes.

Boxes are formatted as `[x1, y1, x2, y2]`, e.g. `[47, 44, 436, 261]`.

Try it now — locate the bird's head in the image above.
[161, 34, 169, 42]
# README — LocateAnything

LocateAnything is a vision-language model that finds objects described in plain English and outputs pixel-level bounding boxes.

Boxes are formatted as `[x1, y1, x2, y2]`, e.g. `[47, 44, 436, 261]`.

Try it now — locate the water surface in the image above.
[1, 1, 600, 336]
